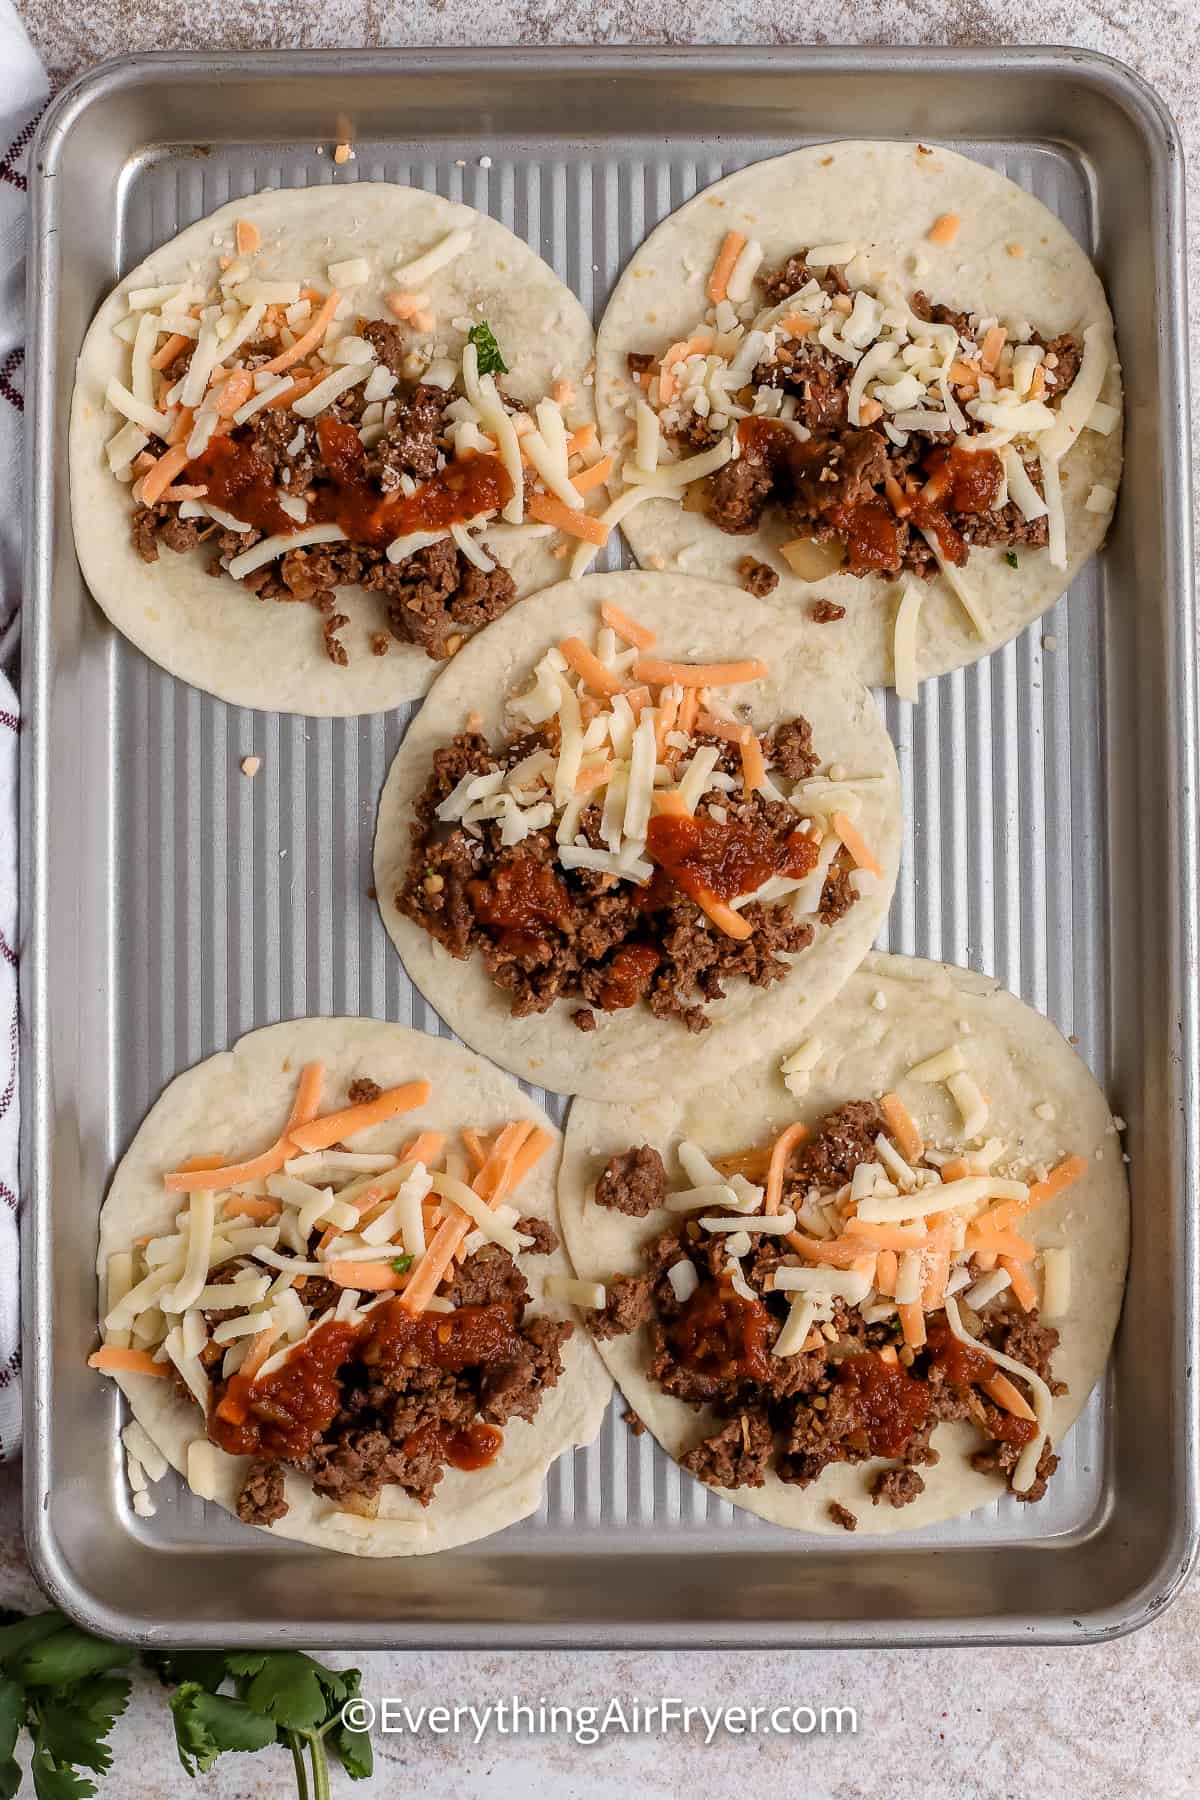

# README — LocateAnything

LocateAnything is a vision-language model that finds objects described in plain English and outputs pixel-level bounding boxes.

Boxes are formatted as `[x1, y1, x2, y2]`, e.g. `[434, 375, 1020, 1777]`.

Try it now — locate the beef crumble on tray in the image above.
[586, 1095, 1085, 1510]
[89, 1061, 576, 1530]
[398, 598, 882, 1033]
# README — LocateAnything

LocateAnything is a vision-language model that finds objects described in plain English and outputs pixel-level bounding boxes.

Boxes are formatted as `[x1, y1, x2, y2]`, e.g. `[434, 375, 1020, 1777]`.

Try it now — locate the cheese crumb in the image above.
[872, 990, 887, 1011]
[333, 142, 355, 165]
[241, 756, 261, 778]
[1043, 633, 1058, 651]
[1033, 1101, 1056, 1121]
[479, 155, 493, 169]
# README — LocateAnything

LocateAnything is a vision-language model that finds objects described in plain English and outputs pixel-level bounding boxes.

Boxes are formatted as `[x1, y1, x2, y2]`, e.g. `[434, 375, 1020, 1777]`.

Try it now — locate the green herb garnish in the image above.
[0, 1609, 132, 1800]
[0, 1614, 372, 1799]
[391, 1253, 415, 1275]
[1005, 551, 1019, 569]
[467, 320, 508, 376]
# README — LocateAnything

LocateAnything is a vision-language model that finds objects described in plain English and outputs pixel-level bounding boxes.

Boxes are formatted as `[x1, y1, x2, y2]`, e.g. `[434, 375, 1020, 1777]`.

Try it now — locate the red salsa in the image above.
[467, 858, 570, 930]
[646, 812, 818, 908]
[827, 500, 902, 575]
[672, 1279, 773, 1386]
[837, 1352, 931, 1459]
[361, 1301, 522, 1376]
[922, 445, 1004, 515]
[596, 944, 661, 1011]
[922, 1319, 994, 1389]
[443, 1420, 505, 1471]
[187, 435, 297, 538]
[210, 1318, 362, 1462]
[187, 416, 513, 549]
[208, 1302, 521, 1465]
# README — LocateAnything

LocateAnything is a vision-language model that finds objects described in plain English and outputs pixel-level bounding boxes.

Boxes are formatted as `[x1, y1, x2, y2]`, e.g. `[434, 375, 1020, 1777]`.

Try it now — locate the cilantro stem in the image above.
[289, 1730, 311, 1800]
[305, 1729, 333, 1800]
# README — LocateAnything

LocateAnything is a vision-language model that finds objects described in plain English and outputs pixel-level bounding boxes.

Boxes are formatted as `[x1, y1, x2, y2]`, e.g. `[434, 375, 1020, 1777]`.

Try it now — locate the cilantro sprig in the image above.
[0, 1615, 372, 1798]
[151, 1649, 372, 1800]
[467, 320, 508, 376]
[0, 1609, 132, 1800]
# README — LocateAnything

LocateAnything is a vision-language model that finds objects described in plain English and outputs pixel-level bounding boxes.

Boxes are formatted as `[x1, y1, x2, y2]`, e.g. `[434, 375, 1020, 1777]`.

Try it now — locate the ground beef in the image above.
[573, 1008, 596, 1031]
[909, 289, 972, 339]
[347, 1077, 382, 1105]
[237, 1459, 289, 1528]
[623, 1407, 647, 1436]
[738, 555, 779, 598]
[592, 1105, 1069, 1512]
[791, 1101, 884, 1190]
[247, 407, 318, 488]
[440, 1243, 529, 1311]
[295, 1276, 343, 1315]
[359, 319, 407, 376]
[819, 860, 858, 926]
[704, 445, 776, 534]
[969, 1435, 1059, 1503]
[514, 1216, 559, 1256]
[123, 354, 514, 666]
[870, 1466, 926, 1508]
[131, 505, 160, 563]
[811, 600, 846, 624]
[368, 536, 517, 660]
[591, 1273, 655, 1340]
[398, 705, 839, 1035]
[669, 262, 1083, 578]
[829, 1500, 858, 1531]
[595, 1146, 666, 1217]
[1038, 332, 1082, 396]
[159, 515, 205, 555]
[679, 1410, 774, 1489]
[768, 717, 819, 780]
[758, 252, 849, 307]
[479, 1316, 574, 1426]
[983, 1307, 1067, 1393]
[627, 351, 656, 380]
[367, 383, 446, 489]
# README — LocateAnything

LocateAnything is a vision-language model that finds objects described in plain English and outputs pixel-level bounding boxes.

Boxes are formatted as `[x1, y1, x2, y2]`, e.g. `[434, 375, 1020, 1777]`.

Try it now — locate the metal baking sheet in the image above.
[21, 47, 1198, 1647]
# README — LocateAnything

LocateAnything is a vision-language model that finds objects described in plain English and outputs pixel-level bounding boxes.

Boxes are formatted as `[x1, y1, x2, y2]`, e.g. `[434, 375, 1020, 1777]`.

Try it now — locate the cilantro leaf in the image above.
[226, 1651, 340, 1734]
[0, 1616, 68, 1672]
[0, 1676, 24, 1763]
[328, 1669, 373, 1781]
[467, 320, 508, 377]
[1005, 550, 1019, 568]
[144, 1649, 232, 1694]
[17, 1631, 132, 1691]
[33, 1676, 130, 1775]
[390, 1253, 414, 1275]
[169, 1682, 277, 1777]
[29, 1739, 96, 1800]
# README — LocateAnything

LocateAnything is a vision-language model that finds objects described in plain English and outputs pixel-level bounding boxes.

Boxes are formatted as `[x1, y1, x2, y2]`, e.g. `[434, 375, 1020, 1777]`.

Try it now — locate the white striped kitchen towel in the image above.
[0, 0, 51, 1459]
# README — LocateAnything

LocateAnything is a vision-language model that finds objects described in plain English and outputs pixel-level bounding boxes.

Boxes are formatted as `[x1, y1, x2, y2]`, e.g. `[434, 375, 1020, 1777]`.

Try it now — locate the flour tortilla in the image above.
[97, 1019, 611, 1556]
[374, 570, 902, 1100]
[596, 141, 1123, 687]
[559, 953, 1129, 1535]
[70, 186, 594, 715]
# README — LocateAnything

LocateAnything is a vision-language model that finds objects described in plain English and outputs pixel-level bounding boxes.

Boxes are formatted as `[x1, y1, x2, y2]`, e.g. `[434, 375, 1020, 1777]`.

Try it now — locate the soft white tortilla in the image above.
[596, 141, 1123, 687]
[97, 1019, 611, 1557]
[559, 953, 1129, 1535]
[71, 186, 594, 715]
[374, 570, 902, 1100]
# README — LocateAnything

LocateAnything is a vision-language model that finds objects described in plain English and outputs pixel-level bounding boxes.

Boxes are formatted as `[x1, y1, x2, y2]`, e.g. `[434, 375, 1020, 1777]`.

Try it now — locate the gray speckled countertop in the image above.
[12, 4, 1200, 1795]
